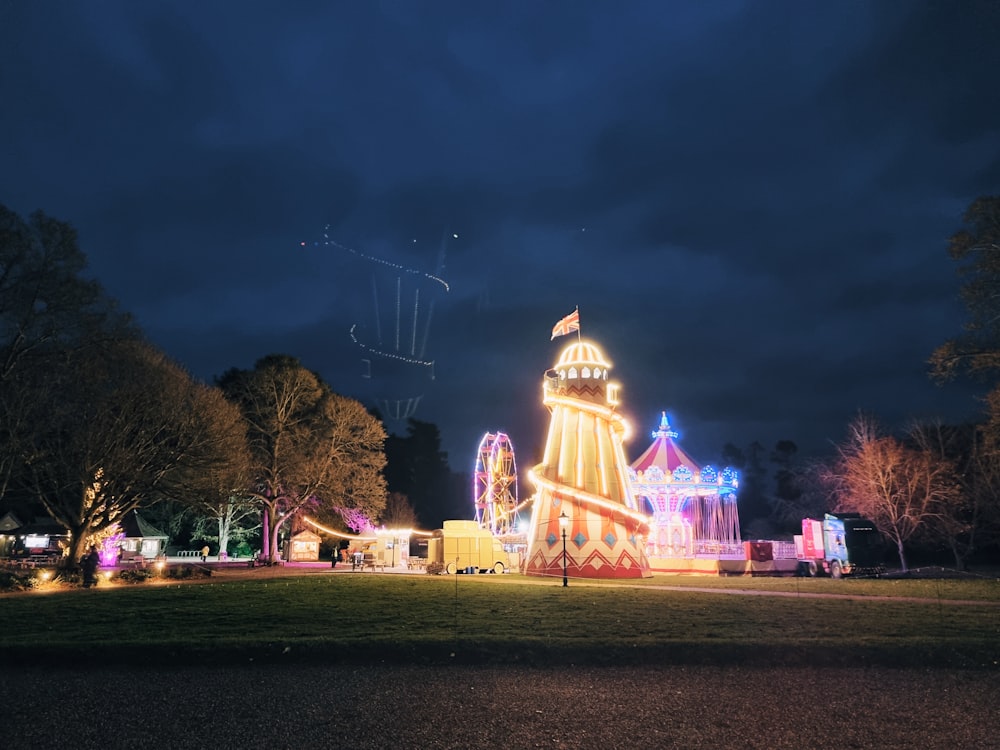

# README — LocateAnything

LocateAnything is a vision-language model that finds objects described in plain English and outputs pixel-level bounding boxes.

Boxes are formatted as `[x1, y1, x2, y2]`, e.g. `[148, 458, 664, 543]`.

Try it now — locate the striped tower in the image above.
[526, 339, 651, 579]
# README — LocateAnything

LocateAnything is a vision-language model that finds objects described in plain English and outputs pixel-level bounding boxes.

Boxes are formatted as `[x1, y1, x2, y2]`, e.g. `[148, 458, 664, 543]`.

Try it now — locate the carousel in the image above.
[628, 412, 743, 573]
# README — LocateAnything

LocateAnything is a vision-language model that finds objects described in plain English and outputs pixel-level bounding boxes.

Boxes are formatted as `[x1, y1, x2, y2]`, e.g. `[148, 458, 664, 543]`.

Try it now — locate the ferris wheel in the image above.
[474, 432, 519, 536]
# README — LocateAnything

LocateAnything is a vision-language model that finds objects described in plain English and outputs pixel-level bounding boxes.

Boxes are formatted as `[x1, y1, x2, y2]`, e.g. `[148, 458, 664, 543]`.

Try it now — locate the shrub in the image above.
[0, 569, 35, 592]
[166, 564, 212, 579]
[0, 568, 69, 590]
[55, 569, 83, 587]
[117, 568, 154, 584]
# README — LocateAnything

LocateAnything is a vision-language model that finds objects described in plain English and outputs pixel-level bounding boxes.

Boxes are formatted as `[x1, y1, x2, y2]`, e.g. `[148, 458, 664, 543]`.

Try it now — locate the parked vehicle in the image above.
[428, 519, 512, 574]
[795, 513, 884, 577]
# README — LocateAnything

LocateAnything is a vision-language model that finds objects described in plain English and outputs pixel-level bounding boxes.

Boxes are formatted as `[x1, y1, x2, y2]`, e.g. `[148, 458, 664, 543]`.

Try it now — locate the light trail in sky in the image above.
[304, 225, 454, 421]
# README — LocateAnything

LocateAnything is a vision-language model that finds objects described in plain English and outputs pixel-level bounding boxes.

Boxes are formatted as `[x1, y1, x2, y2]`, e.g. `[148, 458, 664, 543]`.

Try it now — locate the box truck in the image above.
[795, 513, 884, 577]
[428, 519, 512, 574]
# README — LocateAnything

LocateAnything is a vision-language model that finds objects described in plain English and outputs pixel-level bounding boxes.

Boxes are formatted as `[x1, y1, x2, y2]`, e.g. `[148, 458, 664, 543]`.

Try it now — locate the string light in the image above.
[303, 516, 434, 538]
[305, 226, 451, 423]
[315, 228, 450, 291]
[349, 325, 435, 368]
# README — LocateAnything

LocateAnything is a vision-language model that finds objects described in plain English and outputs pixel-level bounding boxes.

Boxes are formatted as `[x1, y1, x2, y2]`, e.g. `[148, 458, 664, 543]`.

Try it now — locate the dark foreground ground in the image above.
[3, 663, 997, 749]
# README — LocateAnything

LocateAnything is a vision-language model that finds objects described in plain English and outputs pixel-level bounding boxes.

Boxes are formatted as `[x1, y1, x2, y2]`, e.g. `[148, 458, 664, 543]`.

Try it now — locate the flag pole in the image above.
[576, 306, 581, 341]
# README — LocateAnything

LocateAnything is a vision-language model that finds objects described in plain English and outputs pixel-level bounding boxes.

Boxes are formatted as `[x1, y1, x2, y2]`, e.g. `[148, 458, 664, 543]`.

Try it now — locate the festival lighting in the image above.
[529, 471, 651, 526]
[302, 515, 433, 539]
[628, 413, 742, 556]
[307, 226, 454, 423]
[98, 531, 125, 567]
[316, 230, 450, 292]
[473, 432, 519, 535]
[302, 516, 377, 540]
[528, 336, 745, 572]
[350, 324, 436, 368]
[525, 338, 651, 579]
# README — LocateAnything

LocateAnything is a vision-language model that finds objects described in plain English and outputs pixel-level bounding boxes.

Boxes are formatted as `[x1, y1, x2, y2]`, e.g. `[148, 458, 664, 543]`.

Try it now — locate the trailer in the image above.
[795, 513, 884, 578]
[427, 519, 512, 575]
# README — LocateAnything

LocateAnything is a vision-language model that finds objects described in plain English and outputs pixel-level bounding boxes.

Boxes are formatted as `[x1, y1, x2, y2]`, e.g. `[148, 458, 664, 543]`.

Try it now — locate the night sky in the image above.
[3, 2, 999, 472]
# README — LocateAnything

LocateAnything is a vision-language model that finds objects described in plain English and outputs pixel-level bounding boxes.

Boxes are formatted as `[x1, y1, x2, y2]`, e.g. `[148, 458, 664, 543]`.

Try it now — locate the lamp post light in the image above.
[559, 510, 569, 587]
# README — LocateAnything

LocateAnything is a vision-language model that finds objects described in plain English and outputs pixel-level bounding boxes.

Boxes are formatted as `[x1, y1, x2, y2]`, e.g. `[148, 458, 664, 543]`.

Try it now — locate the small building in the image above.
[299, 517, 419, 568]
[0, 514, 69, 562]
[118, 510, 169, 559]
[286, 530, 321, 562]
[367, 528, 411, 568]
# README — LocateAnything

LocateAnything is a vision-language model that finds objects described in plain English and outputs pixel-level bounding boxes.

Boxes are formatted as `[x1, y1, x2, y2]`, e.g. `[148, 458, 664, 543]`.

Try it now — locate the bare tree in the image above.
[380, 492, 419, 528]
[218, 355, 387, 563]
[17, 337, 248, 566]
[190, 497, 260, 558]
[828, 413, 958, 572]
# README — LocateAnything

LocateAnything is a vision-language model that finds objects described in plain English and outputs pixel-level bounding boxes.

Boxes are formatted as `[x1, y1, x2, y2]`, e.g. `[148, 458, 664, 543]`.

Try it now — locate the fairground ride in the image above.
[473, 432, 519, 536]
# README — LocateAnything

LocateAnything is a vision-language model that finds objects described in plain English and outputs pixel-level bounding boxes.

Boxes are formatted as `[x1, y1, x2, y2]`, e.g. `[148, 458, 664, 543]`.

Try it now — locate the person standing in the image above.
[81, 546, 100, 588]
[201, 544, 209, 562]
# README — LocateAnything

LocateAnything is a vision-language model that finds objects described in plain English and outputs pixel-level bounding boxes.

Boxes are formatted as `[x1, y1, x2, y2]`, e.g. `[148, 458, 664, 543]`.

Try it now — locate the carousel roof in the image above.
[630, 412, 701, 475]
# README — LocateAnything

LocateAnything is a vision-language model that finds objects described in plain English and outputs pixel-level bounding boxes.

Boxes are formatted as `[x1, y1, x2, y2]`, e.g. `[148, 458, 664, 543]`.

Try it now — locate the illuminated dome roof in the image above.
[631, 413, 700, 475]
[554, 340, 610, 369]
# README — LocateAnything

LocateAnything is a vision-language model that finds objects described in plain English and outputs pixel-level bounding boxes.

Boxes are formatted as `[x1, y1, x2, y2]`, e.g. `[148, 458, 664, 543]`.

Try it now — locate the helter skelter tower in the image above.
[526, 339, 651, 579]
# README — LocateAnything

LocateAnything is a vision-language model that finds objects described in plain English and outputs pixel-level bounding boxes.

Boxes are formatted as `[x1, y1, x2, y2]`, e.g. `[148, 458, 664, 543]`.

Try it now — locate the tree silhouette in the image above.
[930, 195, 1000, 382]
[384, 418, 459, 528]
[0, 205, 131, 501]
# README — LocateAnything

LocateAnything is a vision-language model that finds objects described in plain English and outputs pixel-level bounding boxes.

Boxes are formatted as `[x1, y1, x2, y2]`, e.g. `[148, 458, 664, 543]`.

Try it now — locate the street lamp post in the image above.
[559, 511, 569, 587]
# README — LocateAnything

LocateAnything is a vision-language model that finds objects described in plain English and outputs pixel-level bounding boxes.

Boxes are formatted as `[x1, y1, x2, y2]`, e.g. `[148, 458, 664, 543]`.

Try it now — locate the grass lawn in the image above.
[607, 570, 1000, 601]
[1, 571, 997, 669]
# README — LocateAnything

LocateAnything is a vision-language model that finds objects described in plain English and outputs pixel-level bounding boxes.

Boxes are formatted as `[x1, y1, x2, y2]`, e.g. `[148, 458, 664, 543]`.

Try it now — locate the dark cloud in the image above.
[2, 1, 995, 475]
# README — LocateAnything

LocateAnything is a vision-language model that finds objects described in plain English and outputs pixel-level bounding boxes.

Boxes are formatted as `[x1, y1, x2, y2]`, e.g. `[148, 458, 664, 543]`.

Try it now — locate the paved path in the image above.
[3, 663, 997, 749]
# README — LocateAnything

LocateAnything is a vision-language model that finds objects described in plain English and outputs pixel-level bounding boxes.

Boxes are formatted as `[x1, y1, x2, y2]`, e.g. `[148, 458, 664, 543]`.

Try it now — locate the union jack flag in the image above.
[550, 308, 580, 339]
